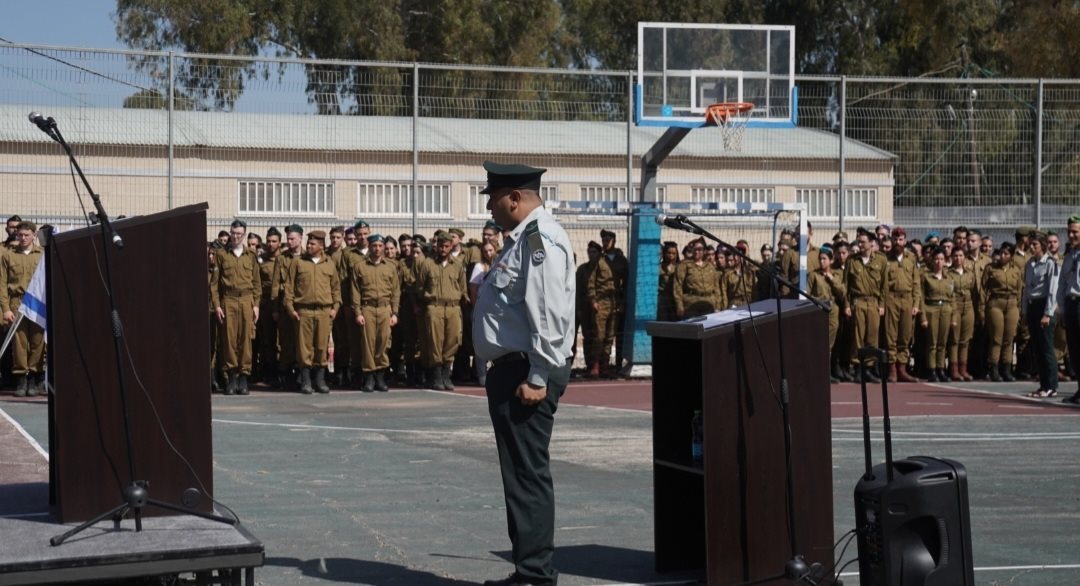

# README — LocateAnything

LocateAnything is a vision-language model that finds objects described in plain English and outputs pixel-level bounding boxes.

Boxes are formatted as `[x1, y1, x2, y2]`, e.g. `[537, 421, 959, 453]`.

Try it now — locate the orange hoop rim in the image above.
[704, 102, 755, 126]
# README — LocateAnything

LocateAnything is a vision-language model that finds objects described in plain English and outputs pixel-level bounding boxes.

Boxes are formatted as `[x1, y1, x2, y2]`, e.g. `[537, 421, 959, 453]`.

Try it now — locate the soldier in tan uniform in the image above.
[721, 244, 756, 308]
[393, 234, 424, 386]
[657, 241, 679, 320]
[255, 227, 281, 385]
[983, 243, 1022, 382]
[350, 234, 401, 392]
[1011, 226, 1035, 380]
[919, 247, 955, 382]
[673, 239, 721, 319]
[808, 247, 846, 382]
[283, 230, 341, 394]
[884, 227, 922, 382]
[599, 229, 629, 373]
[947, 247, 978, 381]
[586, 238, 618, 378]
[210, 219, 262, 396]
[449, 227, 477, 384]
[779, 222, 820, 298]
[845, 232, 889, 382]
[418, 232, 468, 390]
[273, 224, 303, 390]
[0, 222, 45, 396]
[575, 243, 598, 372]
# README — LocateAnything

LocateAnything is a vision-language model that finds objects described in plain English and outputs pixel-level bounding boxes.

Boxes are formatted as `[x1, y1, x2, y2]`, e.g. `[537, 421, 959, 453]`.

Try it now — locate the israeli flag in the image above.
[18, 258, 47, 342]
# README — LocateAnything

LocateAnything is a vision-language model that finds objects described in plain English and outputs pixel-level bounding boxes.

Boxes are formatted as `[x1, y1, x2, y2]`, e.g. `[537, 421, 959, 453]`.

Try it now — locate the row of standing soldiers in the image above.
[209, 220, 500, 395]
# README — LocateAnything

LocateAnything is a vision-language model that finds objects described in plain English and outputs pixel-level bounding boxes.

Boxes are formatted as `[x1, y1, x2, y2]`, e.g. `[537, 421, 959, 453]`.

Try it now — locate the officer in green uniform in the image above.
[983, 242, 1022, 382]
[418, 231, 468, 390]
[273, 224, 303, 390]
[673, 239, 721, 318]
[845, 232, 889, 382]
[585, 238, 617, 378]
[808, 247, 846, 382]
[472, 161, 575, 586]
[657, 241, 679, 320]
[283, 230, 341, 394]
[350, 234, 401, 392]
[919, 247, 955, 382]
[0, 222, 45, 396]
[884, 227, 922, 382]
[210, 219, 262, 396]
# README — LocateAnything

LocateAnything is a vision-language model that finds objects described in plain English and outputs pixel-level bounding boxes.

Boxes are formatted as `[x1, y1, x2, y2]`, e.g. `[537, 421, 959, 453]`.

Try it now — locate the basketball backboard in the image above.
[636, 23, 796, 128]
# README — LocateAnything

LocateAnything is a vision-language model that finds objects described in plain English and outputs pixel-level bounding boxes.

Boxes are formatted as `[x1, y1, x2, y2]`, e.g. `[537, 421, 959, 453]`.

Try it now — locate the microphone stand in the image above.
[677, 216, 829, 585]
[36, 118, 236, 546]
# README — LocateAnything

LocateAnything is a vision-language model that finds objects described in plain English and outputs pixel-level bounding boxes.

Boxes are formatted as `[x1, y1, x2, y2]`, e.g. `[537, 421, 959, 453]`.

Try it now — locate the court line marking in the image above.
[833, 428, 1080, 437]
[838, 563, 1080, 577]
[0, 406, 48, 461]
[213, 418, 494, 437]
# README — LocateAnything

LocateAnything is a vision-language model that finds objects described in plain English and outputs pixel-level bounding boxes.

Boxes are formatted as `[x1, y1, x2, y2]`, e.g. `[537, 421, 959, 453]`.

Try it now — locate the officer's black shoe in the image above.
[362, 371, 376, 392]
[13, 375, 28, 397]
[1062, 392, 1080, 405]
[237, 374, 250, 395]
[429, 368, 445, 391]
[926, 369, 939, 382]
[1001, 364, 1015, 382]
[375, 370, 389, 392]
[482, 573, 547, 586]
[442, 364, 455, 391]
[937, 369, 949, 383]
[831, 364, 848, 382]
[225, 372, 238, 396]
[861, 366, 880, 384]
[988, 363, 1002, 382]
[29, 372, 45, 396]
[211, 370, 222, 393]
[299, 368, 314, 394]
[313, 367, 331, 394]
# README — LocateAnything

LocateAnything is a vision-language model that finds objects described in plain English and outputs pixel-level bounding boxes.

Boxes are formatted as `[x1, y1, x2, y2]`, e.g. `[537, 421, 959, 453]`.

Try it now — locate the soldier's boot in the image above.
[237, 374, 250, 395]
[210, 370, 222, 393]
[897, 363, 920, 383]
[298, 368, 314, 394]
[429, 368, 445, 391]
[949, 363, 962, 382]
[926, 368, 939, 382]
[1001, 363, 1015, 382]
[587, 362, 601, 379]
[861, 364, 881, 384]
[362, 371, 376, 392]
[404, 361, 418, 387]
[225, 372, 238, 396]
[831, 364, 849, 382]
[987, 362, 1001, 382]
[314, 367, 331, 394]
[375, 369, 389, 392]
[351, 367, 365, 390]
[13, 375, 28, 397]
[26, 373, 41, 397]
[886, 363, 898, 383]
[442, 364, 455, 391]
[959, 362, 974, 381]
[936, 368, 949, 382]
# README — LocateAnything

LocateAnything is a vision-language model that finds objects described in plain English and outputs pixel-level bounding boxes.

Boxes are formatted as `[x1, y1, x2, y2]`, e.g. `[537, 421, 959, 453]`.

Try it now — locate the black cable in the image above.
[833, 527, 856, 550]
[0, 36, 152, 92]
[832, 531, 858, 577]
[67, 160, 92, 226]
[833, 557, 860, 583]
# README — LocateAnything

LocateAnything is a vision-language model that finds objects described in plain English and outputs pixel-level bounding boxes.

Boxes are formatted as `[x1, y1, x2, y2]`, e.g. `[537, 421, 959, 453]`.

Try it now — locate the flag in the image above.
[18, 258, 47, 342]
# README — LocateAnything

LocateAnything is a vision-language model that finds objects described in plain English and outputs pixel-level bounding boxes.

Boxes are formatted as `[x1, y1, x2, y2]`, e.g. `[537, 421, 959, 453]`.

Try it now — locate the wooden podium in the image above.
[646, 299, 834, 584]
[47, 204, 214, 523]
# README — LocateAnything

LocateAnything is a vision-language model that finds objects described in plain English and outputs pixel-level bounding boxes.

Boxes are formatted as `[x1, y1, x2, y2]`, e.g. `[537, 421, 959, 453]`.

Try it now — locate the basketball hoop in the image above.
[705, 102, 755, 151]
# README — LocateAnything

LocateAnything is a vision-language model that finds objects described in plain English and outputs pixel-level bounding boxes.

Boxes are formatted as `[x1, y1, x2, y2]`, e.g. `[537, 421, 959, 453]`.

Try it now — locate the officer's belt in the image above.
[924, 299, 948, 306]
[222, 289, 253, 297]
[294, 303, 332, 310]
[360, 300, 391, 307]
[491, 351, 528, 367]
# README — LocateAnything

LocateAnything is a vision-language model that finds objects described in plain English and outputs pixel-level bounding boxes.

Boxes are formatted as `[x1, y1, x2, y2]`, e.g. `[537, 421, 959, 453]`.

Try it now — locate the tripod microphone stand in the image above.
[28, 113, 237, 546]
[658, 214, 830, 585]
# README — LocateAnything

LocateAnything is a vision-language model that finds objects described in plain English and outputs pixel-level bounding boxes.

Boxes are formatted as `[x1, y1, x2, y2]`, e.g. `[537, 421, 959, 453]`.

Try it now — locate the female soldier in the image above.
[920, 247, 955, 382]
[948, 246, 978, 381]
[657, 241, 679, 321]
[808, 247, 846, 382]
[1021, 232, 1060, 397]
[982, 242, 1022, 382]
[674, 238, 721, 318]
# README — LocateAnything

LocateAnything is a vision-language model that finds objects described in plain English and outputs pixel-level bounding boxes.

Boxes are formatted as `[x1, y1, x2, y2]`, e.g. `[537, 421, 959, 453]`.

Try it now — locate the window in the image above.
[469, 184, 559, 217]
[580, 185, 666, 203]
[691, 186, 774, 204]
[357, 182, 451, 217]
[796, 188, 877, 219]
[238, 180, 335, 215]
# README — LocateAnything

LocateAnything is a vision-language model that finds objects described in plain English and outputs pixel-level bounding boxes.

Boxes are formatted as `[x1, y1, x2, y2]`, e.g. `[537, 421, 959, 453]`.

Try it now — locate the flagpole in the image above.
[0, 313, 24, 360]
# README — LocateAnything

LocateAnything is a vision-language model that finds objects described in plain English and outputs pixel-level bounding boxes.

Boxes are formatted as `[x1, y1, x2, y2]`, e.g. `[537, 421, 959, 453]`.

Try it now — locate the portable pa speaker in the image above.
[853, 348, 975, 586]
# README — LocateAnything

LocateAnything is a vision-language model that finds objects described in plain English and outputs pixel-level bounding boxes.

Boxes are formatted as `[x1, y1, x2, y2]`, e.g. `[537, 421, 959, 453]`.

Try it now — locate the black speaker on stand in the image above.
[853, 347, 975, 586]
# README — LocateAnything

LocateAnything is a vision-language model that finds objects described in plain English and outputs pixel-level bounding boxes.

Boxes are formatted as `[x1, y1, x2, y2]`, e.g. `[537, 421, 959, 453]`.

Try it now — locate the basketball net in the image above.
[705, 102, 754, 151]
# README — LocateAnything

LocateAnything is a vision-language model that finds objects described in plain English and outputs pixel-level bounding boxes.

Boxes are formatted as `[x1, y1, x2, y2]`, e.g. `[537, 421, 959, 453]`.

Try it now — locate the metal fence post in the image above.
[167, 51, 174, 210]
[839, 75, 846, 230]
[1034, 79, 1044, 229]
[411, 62, 419, 235]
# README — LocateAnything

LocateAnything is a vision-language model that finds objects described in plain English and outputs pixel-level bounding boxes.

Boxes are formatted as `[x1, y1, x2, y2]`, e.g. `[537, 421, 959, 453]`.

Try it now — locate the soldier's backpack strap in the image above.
[524, 219, 547, 265]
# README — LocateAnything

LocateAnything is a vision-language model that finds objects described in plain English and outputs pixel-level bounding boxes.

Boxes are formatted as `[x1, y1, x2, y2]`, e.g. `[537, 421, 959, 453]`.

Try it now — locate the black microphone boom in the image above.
[655, 213, 703, 234]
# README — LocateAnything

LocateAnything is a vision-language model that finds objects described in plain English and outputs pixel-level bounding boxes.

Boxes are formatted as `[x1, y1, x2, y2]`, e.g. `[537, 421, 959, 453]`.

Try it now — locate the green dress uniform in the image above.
[284, 253, 341, 392]
[948, 262, 978, 379]
[210, 245, 262, 392]
[808, 268, 846, 356]
[350, 254, 401, 390]
[982, 262, 1022, 379]
[0, 244, 45, 392]
[605, 247, 630, 369]
[657, 260, 678, 321]
[920, 272, 954, 374]
[418, 254, 468, 389]
[845, 253, 889, 373]
[885, 251, 923, 373]
[673, 261, 721, 318]
[586, 255, 618, 375]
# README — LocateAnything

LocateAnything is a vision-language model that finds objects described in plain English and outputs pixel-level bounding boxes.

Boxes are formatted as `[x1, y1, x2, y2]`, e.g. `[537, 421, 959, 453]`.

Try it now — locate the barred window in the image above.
[796, 188, 877, 219]
[469, 184, 559, 217]
[580, 185, 665, 202]
[238, 180, 335, 215]
[691, 186, 774, 204]
[357, 182, 451, 217]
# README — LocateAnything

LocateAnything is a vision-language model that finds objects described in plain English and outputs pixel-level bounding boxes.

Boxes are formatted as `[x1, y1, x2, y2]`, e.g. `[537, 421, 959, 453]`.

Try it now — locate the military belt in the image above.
[431, 300, 459, 307]
[222, 289, 253, 297]
[361, 300, 391, 307]
[925, 300, 948, 306]
[295, 303, 332, 310]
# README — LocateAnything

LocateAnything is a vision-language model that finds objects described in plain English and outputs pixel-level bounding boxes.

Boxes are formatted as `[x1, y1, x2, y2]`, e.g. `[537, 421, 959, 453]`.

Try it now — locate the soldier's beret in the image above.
[368, 233, 385, 244]
[448, 227, 465, 237]
[434, 230, 451, 242]
[891, 227, 906, 238]
[1069, 216, 1080, 226]
[230, 219, 247, 229]
[412, 234, 427, 244]
[761, 243, 773, 252]
[599, 229, 616, 240]
[483, 220, 502, 232]
[266, 226, 281, 238]
[285, 223, 304, 235]
[587, 240, 602, 251]
[308, 230, 326, 241]
[479, 160, 546, 194]
[354, 219, 369, 230]
[925, 231, 940, 240]
[1015, 225, 1035, 237]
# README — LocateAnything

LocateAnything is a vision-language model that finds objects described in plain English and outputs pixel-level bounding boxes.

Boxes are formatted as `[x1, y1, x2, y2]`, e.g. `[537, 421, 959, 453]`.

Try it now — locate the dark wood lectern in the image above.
[646, 299, 834, 584]
[47, 204, 213, 523]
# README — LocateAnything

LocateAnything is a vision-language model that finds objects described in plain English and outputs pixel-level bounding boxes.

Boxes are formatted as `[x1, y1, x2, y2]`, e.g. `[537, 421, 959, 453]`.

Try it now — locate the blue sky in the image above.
[2, 1, 123, 49]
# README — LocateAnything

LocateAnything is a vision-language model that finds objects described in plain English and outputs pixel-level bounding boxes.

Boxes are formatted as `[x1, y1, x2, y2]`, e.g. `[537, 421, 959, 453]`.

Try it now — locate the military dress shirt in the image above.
[1024, 253, 1060, 316]
[472, 206, 575, 387]
[1056, 247, 1080, 308]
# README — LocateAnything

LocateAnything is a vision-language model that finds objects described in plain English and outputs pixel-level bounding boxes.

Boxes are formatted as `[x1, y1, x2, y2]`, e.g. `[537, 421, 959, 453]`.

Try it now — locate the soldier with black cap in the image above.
[349, 233, 401, 391]
[283, 229, 340, 394]
[210, 219, 262, 395]
[472, 161, 575, 586]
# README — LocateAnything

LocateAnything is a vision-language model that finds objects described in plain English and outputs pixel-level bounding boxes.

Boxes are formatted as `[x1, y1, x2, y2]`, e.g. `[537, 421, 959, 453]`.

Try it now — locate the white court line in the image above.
[906, 401, 952, 406]
[213, 418, 494, 437]
[833, 428, 1080, 437]
[0, 406, 48, 461]
[838, 563, 1080, 577]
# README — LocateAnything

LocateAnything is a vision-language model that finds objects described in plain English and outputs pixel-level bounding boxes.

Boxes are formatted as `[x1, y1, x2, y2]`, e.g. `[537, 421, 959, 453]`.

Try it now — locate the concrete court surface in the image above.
[2, 376, 1080, 586]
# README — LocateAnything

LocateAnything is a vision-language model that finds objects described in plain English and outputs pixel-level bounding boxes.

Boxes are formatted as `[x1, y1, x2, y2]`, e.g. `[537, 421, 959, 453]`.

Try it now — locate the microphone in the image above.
[28, 111, 56, 135]
[655, 213, 702, 234]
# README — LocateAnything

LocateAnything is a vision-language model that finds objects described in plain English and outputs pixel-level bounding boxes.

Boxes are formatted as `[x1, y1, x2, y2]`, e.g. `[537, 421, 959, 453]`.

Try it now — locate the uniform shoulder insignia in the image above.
[525, 220, 546, 264]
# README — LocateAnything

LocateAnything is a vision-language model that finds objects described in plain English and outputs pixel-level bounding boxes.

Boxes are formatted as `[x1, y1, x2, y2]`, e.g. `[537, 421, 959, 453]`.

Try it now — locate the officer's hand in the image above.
[252, 306, 260, 323]
[355, 313, 366, 327]
[215, 307, 225, 323]
[911, 307, 920, 317]
[921, 320, 929, 329]
[329, 308, 337, 319]
[2, 310, 14, 325]
[390, 314, 398, 327]
[844, 306, 852, 317]
[290, 311, 300, 321]
[1041, 315, 1051, 328]
[516, 382, 547, 406]
[878, 307, 885, 317]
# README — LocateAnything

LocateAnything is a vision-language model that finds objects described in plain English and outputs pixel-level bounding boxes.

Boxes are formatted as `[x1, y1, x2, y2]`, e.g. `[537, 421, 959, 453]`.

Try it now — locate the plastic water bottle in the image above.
[691, 410, 703, 463]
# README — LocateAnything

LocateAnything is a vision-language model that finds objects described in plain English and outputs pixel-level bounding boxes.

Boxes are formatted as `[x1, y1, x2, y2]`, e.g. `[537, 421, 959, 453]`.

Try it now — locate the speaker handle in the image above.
[857, 346, 893, 482]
